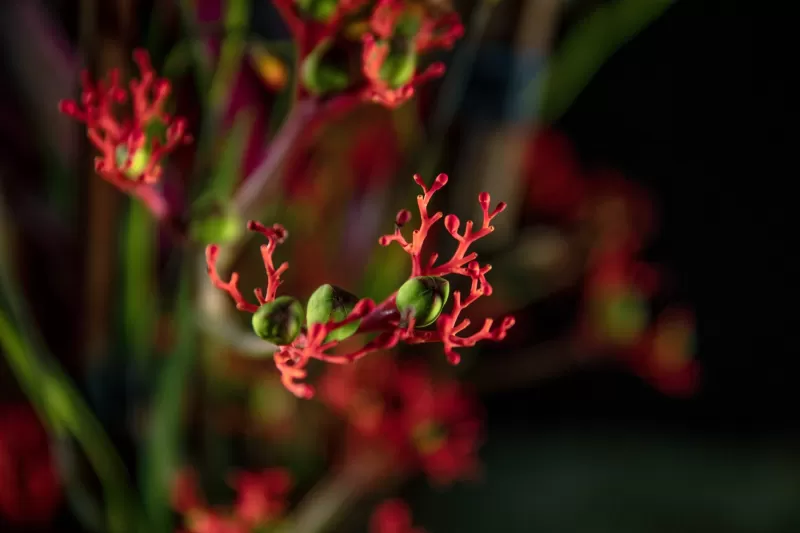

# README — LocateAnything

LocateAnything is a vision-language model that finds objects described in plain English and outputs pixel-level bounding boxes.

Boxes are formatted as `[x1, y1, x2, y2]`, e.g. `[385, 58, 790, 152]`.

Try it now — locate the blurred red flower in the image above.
[320, 355, 482, 484]
[0, 404, 61, 525]
[370, 499, 426, 533]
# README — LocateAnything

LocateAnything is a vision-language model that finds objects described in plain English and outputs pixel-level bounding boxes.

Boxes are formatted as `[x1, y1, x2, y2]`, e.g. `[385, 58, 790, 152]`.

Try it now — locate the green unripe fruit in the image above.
[252, 296, 305, 345]
[295, 0, 338, 21]
[396, 276, 450, 327]
[379, 49, 417, 89]
[115, 144, 151, 179]
[301, 40, 351, 95]
[306, 284, 361, 342]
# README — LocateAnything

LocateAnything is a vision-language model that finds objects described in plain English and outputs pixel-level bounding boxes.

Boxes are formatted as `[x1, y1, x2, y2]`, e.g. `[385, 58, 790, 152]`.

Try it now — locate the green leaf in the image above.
[139, 267, 197, 533]
[537, 0, 675, 123]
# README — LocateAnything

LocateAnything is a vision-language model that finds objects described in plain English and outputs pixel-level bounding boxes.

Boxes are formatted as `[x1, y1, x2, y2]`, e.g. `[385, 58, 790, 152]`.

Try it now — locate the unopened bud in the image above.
[252, 296, 305, 345]
[306, 284, 361, 342]
[301, 40, 351, 95]
[295, 0, 339, 22]
[396, 276, 450, 327]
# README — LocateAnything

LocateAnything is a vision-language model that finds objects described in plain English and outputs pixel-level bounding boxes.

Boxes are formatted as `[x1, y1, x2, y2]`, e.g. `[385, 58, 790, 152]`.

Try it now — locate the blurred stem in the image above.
[233, 98, 320, 221]
[416, 0, 500, 178]
[289, 451, 391, 533]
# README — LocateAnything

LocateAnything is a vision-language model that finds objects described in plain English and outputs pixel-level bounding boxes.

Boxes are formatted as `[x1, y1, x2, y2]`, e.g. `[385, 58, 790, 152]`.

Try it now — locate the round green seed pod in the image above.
[252, 296, 305, 345]
[306, 284, 361, 342]
[396, 276, 450, 327]
[115, 144, 151, 179]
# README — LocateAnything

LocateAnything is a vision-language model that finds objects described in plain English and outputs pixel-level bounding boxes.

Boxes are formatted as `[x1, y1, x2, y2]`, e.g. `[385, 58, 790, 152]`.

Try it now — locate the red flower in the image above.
[0, 404, 61, 525]
[524, 128, 586, 221]
[230, 469, 292, 527]
[370, 499, 426, 533]
[58, 49, 192, 191]
[361, 0, 463, 107]
[321, 356, 482, 484]
[628, 307, 700, 396]
[172, 467, 292, 532]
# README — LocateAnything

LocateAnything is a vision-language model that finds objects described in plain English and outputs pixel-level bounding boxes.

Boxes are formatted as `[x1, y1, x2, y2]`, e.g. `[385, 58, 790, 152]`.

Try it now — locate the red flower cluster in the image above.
[275, 0, 463, 107]
[361, 0, 462, 106]
[172, 467, 292, 533]
[206, 173, 515, 398]
[525, 129, 699, 395]
[320, 354, 482, 484]
[0, 404, 61, 525]
[370, 499, 426, 533]
[59, 50, 192, 192]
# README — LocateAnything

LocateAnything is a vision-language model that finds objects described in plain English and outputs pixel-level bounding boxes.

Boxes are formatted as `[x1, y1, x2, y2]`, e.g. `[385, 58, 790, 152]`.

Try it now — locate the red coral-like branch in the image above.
[206, 223, 289, 313]
[58, 49, 192, 190]
[206, 174, 514, 398]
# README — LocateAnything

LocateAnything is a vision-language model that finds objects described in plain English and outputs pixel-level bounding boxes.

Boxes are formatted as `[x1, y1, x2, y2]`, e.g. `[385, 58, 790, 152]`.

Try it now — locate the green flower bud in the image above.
[396, 276, 450, 327]
[594, 290, 649, 346]
[301, 40, 351, 95]
[295, 0, 338, 22]
[189, 203, 244, 245]
[115, 144, 151, 179]
[379, 49, 417, 89]
[306, 284, 361, 342]
[252, 296, 305, 345]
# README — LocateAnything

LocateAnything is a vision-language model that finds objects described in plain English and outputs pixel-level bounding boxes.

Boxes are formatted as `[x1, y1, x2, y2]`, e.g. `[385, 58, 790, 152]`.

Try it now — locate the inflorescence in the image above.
[58, 50, 192, 191]
[206, 173, 515, 398]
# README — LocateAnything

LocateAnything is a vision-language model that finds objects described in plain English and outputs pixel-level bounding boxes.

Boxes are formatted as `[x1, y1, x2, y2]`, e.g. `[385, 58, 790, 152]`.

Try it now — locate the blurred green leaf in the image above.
[537, 0, 675, 123]
[0, 303, 139, 533]
[140, 267, 197, 533]
[162, 40, 195, 81]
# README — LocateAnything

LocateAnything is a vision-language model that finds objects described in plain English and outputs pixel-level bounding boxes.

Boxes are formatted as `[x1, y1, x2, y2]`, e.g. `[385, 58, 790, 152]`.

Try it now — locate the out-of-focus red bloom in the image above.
[206, 174, 514, 398]
[172, 467, 205, 514]
[58, 49, 192, 190]
[370, 499, 426, 533]
[320, 355, 482, 484]
[361, 0, 462, 107]
[0, 404, 61, 525]
[628, 307, 700, 396]
[349, 121, 402, 192]
[524, 128, 586, 221]
[582, 169, 656, 256]
[172, 467, 292, 533]
[230, 469, 292, 527]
